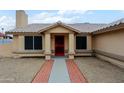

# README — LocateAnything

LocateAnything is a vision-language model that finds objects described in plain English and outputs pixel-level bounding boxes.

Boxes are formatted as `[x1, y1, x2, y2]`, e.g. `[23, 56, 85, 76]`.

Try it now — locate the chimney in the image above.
[16, 10, 28, 27]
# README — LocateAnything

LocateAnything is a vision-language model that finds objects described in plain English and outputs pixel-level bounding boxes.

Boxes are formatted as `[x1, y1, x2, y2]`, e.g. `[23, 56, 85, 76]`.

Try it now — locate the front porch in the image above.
[44, 32, 75, 60]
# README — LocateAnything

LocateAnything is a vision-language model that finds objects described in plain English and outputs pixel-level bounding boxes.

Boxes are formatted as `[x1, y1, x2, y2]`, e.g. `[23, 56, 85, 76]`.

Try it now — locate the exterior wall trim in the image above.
[94, 49, 124, 62]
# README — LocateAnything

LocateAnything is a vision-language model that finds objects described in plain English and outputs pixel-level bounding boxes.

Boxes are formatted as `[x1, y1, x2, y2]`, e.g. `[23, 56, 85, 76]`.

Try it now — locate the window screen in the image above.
[76, 36, 87, 49]
[25, 36, 33, 50]
[34, 36, 42, 50]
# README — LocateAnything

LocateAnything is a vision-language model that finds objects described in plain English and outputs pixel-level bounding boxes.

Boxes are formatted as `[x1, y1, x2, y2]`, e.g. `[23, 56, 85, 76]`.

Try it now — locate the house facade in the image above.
[5, 10, 124, 68]
[6, 10, 97, 59]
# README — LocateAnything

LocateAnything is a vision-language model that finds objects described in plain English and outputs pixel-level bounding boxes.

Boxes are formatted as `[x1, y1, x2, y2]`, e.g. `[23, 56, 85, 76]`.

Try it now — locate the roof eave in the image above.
[5, 31, 38, 35]
[92, 23, 124, 35]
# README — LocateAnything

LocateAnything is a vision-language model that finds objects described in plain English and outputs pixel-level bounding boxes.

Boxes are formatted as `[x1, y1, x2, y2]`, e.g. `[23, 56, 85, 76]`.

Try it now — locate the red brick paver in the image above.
[66, 59, 88, 83]
[32, 60, 54, 83]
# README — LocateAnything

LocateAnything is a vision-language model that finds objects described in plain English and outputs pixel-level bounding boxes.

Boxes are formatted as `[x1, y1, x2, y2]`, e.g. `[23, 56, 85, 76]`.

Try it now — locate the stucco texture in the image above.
[0, 44, 13, 57]
[93, 30, 124, 56]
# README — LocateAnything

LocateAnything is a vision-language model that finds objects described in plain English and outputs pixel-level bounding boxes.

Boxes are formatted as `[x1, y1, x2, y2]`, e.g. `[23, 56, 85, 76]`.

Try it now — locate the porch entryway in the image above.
[55, 35, 64, 56]
[45, 33, 75, 60]
[44, 26, 75, 60]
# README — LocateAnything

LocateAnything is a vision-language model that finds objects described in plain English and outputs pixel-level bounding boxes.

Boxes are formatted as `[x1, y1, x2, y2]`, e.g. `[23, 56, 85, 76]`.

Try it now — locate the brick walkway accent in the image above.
[66, 59, 88, 83]
[32, 60, 54, 83]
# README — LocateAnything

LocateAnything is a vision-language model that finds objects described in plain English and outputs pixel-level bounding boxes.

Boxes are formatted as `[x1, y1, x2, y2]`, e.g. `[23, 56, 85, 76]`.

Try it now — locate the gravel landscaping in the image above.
[0, 57, 124, 83]
[0, 58, 44, 83]
[75, 57, 124, 83]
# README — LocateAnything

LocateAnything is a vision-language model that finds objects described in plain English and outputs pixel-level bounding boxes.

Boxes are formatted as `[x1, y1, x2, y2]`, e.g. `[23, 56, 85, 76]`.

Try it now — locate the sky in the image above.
[0, 10, 124, 32]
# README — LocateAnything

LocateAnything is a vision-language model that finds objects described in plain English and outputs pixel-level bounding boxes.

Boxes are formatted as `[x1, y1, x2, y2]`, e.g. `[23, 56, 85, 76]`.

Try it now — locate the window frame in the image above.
[75, 35, 87, 50]
[24, 36, 43, 50]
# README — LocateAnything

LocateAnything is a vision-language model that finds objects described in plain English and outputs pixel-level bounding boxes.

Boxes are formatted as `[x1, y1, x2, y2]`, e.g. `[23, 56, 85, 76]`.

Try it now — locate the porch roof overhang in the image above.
[38, 21, 81, 34]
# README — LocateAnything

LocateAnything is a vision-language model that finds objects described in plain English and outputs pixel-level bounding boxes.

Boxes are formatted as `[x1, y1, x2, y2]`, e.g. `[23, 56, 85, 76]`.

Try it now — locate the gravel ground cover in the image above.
[75, 57, 124, 83]
[0, 58, 44, 83]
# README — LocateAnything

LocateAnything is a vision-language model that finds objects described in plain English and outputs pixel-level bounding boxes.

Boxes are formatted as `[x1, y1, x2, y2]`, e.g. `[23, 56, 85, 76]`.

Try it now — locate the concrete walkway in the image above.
[48, 57, 70, 83]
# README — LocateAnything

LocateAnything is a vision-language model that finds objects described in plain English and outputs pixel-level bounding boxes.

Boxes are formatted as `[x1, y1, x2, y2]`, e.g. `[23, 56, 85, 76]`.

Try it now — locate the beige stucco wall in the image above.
[13, 35, 26, 52]
[65, 34, 69, 52]
[13, 35, 19, 52]
[0, 43, 13, 57]
[87, 34, 92, 50]
[93, 30, 124, 56]
[18, 35, 24, 51]
[93, 30, 124, 68]
[46, 26, 74, 34]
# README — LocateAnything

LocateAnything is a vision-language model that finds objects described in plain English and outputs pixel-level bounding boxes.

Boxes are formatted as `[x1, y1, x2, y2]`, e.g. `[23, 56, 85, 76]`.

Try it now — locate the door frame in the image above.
[55, 35, 65, 56]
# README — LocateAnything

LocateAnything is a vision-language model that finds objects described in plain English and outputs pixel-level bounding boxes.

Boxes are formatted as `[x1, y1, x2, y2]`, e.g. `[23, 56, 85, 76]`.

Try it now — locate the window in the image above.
[25, 36, 33, 50]
[34, 36, 42, 50]
[76, 36, 87, 49]
[25, 36, 42, 50]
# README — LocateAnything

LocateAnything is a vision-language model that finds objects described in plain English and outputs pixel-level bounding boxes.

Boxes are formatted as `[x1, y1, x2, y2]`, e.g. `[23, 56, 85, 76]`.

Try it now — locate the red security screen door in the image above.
[55, 36, 64, 56]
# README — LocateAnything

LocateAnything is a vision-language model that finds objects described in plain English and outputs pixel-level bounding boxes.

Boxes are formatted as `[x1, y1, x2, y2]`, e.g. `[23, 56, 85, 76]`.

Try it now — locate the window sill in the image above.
[75, 50, 92, 53]
[13, 50, 44, 54]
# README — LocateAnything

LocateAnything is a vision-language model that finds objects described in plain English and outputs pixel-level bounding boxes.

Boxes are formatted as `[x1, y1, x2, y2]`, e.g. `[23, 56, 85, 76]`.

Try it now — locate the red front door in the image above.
[55, 36, 64, 56]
